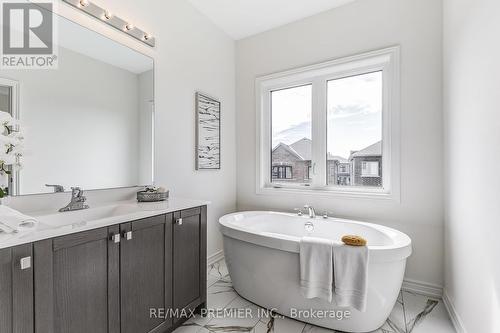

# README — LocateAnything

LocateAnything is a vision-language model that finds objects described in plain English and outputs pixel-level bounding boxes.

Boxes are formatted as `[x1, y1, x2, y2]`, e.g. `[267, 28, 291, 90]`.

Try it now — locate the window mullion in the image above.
[311, 78, 327, 188]
[262, 89, 272, 187]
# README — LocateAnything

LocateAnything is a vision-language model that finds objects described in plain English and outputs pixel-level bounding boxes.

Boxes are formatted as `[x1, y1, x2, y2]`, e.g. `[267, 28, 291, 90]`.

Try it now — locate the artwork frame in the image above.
[195, 92, 221, 170]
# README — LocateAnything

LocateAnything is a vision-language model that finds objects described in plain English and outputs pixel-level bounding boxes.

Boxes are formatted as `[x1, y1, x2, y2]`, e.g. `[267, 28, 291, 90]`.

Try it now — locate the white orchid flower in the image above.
[0, 111, 14, 127]
[7, 130, 24, 140]
[0, 153, 16, 165]
[0, 111, 24, 176]
[0, 136, 20, 147]
[9, 144, 23, 156]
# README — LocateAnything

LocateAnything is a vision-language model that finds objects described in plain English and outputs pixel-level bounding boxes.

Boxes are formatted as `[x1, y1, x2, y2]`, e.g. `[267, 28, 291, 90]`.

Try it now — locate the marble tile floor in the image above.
[174, 260, 456, 333]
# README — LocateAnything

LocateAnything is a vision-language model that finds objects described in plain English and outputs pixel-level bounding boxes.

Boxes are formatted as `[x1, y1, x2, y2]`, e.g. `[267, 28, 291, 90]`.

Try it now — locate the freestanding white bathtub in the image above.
[219, 211, 412, 333]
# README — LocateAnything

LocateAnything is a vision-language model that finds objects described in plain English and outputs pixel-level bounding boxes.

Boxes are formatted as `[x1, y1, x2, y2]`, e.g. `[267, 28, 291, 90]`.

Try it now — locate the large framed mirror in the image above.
[0, 6, 154, 196]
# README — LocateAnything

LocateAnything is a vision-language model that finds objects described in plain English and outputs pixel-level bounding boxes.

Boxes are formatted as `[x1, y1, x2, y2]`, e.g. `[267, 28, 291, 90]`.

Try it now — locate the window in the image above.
[271, 85, 311, 185]
[256, 47, 400, 200]
[361, 161, 380, 177]
[272, 166, 293, 179]
[327, 71, 382, 187]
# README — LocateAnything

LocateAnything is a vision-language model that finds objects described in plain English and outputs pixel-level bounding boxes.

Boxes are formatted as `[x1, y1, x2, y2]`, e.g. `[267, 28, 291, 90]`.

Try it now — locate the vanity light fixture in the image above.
[62, 0, 155, 47]
[103, 10, 112, 20]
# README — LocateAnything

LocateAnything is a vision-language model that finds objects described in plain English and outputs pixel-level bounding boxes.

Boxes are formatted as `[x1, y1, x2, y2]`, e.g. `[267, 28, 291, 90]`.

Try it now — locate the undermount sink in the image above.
[36, 203, 141, 228]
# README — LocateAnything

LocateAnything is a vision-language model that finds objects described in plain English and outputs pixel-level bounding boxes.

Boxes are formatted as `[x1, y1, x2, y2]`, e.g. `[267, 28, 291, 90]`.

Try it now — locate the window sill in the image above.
[256, 185, 399, 202]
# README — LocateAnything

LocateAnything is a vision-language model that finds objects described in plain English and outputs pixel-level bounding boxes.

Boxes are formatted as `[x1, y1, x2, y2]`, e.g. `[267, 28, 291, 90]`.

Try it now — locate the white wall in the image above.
[6, 0, 236, 258]
[2, 46, 141, 194]
[443, 0, 500, 331]
[236, 0, 444, 286]
[76, 0, 236, 258]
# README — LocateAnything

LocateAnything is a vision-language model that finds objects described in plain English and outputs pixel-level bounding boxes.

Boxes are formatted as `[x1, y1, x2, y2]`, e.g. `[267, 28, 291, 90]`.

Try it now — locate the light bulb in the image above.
[124, 23, 134, 31]
[103, 10, 112, 20]
[79, 0, 89, 7]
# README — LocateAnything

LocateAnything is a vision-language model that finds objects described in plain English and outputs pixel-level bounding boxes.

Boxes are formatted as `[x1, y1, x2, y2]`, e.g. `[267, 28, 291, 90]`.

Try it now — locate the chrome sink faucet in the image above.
[303, 205, 316, 218]
[59, 187, 89, 212]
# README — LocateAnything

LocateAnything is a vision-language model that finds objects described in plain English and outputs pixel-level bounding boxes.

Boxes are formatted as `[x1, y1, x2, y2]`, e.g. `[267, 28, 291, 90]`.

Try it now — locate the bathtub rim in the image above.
[219, 211, 412, 264]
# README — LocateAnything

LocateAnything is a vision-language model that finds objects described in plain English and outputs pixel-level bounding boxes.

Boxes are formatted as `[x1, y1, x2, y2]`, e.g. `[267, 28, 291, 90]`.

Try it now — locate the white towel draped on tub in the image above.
[300, 236, 334, 302]
[299, 236, 369, 312]
[0, 205, 38, 234]
[333, 244, 369, 312]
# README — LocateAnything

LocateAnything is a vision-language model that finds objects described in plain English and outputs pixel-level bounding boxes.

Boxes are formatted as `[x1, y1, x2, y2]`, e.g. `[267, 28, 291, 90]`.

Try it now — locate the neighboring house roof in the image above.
[272, 142, 303, 160]
[273, 138, 349, 162]
[289, 138, 312, 160]
[349, 141, 382, 159]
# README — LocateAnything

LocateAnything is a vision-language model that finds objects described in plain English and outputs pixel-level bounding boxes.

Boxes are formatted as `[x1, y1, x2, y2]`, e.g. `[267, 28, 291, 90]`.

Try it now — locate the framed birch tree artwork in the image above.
[195, 92, 221, 170]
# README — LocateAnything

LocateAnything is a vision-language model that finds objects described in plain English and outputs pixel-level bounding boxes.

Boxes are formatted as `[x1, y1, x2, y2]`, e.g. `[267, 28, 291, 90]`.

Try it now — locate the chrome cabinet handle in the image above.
[110, 233, 120, 243]
[176, 218, 183, 225]
[125, 231, 132, 240]
[20, 256, 31, 270]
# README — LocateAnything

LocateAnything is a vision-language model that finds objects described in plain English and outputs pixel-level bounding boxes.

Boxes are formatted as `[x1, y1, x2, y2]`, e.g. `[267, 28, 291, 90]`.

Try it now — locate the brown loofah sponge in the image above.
[341, 235, 367, 246]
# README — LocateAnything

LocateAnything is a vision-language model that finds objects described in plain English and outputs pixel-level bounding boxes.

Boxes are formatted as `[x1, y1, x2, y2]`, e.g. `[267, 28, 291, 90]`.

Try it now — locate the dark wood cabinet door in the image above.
[120, 214, 172, 333]
[173, 206, 207, 320]
[0, 244, 34, 333]
[34, 227, 120, 333]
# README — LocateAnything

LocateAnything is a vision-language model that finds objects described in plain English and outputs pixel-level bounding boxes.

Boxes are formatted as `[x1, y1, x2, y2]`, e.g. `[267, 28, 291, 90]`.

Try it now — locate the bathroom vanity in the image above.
[0, 199, 207, 333]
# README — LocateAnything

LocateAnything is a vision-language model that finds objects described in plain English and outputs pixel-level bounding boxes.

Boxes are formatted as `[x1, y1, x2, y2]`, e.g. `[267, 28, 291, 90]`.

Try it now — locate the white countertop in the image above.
[0, 197, 210, 250]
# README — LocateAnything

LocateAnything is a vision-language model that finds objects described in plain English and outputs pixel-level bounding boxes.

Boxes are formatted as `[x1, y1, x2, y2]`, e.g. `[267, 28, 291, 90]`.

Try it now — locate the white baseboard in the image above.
[402, 278, 443, 298]
[207, 250, 224, 266]
[402, 280, 468, 332]
[442, 289, 467, 333]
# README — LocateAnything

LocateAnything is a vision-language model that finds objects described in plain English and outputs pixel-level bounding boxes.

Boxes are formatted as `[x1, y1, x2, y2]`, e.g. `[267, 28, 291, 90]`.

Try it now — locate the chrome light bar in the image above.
[62, 0, 155, 47]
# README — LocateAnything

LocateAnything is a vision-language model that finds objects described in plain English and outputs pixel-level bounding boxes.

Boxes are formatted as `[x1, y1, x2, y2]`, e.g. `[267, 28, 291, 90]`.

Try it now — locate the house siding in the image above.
[271, 146, 311, 183]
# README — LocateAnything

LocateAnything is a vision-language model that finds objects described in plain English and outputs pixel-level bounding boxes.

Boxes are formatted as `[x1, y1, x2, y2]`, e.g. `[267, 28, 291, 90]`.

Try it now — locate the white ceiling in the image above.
[187, 0, 357, 40]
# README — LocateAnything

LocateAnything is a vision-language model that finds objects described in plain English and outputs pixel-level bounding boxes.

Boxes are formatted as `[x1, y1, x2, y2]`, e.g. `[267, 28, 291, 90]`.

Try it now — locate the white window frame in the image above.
[255, 47, 401, 201]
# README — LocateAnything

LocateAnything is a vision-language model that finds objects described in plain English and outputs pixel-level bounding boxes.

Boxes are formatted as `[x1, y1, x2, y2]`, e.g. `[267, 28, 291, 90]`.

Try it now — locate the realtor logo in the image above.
[1, 0, 58, 69]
